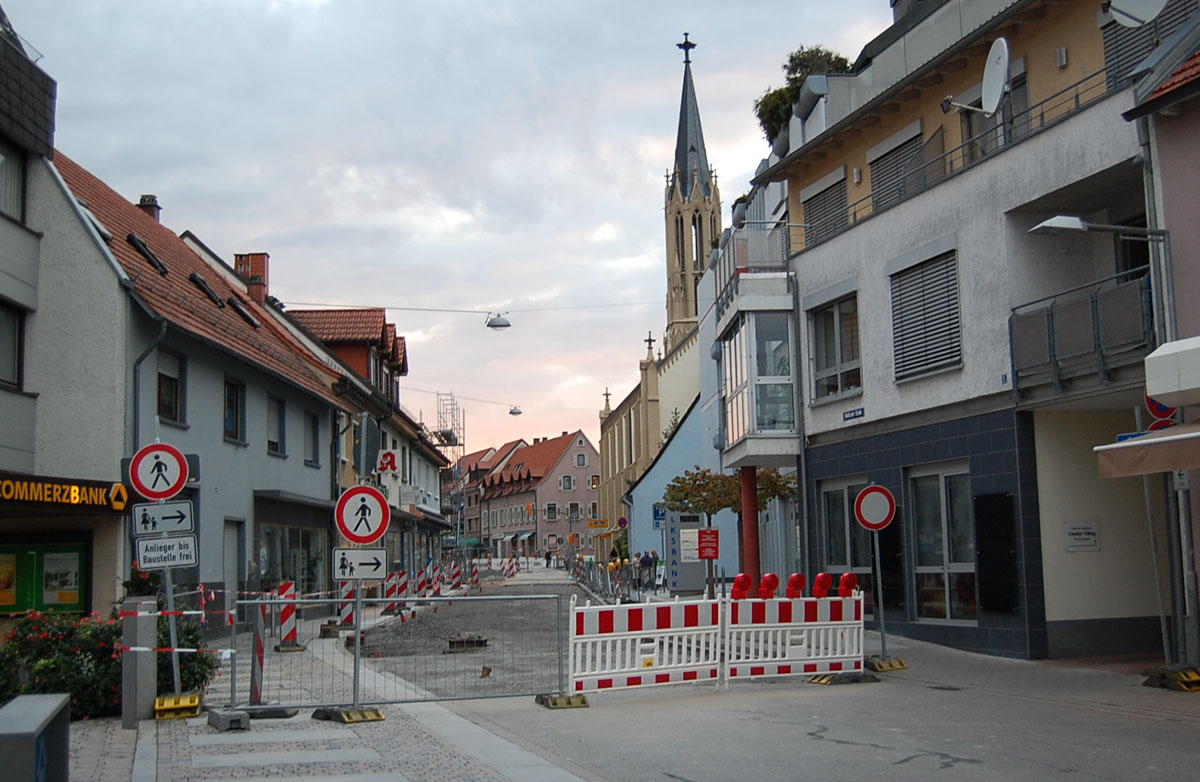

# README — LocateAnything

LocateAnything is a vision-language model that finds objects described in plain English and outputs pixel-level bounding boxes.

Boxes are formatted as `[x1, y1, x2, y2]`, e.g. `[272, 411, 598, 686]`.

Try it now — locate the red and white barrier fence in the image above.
[278, 581, 299, 645]
[569, 574, 865, 694]
[570, 596, 723, 693]
[726, 595, 862, 679]
[339, 581, 354, 626]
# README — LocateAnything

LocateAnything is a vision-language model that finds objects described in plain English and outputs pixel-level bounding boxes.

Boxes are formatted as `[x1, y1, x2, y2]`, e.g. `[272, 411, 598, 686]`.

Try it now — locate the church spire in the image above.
[672, 33, 712, 201]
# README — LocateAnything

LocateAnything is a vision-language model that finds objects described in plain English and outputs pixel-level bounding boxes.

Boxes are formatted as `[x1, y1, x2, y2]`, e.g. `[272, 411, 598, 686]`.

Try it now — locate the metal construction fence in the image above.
[226, 593, 567, 710]
[570, 557, 660, 604]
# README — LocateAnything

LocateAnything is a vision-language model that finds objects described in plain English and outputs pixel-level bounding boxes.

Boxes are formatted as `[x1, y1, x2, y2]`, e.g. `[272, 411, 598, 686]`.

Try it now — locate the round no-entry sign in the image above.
[335, 485, 391, 545]
[129, 442, 188, 501]
[855, 485, 896, 532]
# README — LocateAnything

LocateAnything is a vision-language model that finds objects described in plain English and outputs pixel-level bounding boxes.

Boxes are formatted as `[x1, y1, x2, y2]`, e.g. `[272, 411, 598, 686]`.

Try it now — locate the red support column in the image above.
[740, 466, 760, 585]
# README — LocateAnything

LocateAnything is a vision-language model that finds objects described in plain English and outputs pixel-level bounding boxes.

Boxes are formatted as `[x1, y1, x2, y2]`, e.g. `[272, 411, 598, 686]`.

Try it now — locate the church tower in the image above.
[664, 33, 721, 352]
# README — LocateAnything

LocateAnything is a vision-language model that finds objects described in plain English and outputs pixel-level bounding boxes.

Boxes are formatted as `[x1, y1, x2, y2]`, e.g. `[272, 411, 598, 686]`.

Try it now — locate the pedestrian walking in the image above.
[639, 550, 654, 589]
[544, 550, 552, 568]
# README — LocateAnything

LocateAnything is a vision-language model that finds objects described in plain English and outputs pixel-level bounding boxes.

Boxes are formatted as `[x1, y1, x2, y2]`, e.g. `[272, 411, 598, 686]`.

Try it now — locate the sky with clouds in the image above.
[6, 0, 892, 453]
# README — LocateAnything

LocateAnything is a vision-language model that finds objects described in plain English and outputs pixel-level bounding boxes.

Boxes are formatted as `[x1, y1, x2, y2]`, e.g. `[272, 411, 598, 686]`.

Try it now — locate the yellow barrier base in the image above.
[155, 693, 201, 720]
[865, 656, 908, 672]
[535, 694, 589, 709]
[311, 706, 386, 723]
[1142, 665, 1200, 692]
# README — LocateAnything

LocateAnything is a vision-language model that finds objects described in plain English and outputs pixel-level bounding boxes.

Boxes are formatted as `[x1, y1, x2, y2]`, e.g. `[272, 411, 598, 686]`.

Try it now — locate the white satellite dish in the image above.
[980, 37, 1010, 117]
[1109, 0, 1168, 28]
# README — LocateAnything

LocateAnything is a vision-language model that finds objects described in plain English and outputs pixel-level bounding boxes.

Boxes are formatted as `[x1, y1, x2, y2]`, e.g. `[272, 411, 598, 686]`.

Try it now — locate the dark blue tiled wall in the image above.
[804, 409, 1045, 659]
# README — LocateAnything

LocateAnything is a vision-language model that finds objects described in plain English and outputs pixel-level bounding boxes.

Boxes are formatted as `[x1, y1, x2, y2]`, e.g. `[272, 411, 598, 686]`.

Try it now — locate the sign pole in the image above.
[353, 579, 363, 710]
[163, 552, 182, 695]
[872, 530, 888, 662]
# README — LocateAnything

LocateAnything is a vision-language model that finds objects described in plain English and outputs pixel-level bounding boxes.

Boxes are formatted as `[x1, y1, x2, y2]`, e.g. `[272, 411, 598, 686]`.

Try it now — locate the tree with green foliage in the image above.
[663, 466, 797, 577]
[754, 45, 853, 142]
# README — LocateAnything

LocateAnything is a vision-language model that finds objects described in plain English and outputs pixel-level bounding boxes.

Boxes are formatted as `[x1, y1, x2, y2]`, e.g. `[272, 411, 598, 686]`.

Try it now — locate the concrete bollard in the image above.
[121, 597, 157, 729]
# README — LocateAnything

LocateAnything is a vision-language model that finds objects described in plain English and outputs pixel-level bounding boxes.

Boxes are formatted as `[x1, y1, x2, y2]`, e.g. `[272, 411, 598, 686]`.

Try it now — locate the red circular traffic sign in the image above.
[854, 485, 896, 532]
[1148, 418, 1177, 432]
[129, 442, 189, 500]
[1145, 394, 1176, 420]
[335, 485, 391, 545]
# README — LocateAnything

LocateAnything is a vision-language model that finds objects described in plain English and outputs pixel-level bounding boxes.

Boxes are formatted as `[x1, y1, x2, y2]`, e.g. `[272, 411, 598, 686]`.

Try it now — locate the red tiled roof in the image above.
[54, 152, 345, 411]
[1147, 46, 1200, 104]
[481, 432, 577, 497]
[289, 308, 387, 344]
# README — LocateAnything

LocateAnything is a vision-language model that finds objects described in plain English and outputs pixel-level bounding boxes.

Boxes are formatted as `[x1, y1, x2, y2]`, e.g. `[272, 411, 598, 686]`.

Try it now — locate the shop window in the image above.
[260, 525, 327, 597]
[911, 467, 977, 621]
[0, 544, 86, 614]
[820, 480, 873, 614]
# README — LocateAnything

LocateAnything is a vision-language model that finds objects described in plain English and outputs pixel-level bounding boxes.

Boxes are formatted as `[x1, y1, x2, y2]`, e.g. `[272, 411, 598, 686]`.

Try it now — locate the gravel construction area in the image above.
[358, 580, 590, 700]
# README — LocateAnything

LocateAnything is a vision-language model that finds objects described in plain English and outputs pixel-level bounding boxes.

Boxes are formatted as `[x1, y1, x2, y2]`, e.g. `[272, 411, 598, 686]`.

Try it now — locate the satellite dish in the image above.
[1109, 0, 1168, 28]
[980, 37, 1010, 117]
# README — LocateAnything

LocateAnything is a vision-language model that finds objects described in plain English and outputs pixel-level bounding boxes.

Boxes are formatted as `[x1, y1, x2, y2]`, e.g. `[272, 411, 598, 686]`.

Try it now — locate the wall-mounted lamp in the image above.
[1028, 214, 1175, 342]
[485, 312, 512, 331]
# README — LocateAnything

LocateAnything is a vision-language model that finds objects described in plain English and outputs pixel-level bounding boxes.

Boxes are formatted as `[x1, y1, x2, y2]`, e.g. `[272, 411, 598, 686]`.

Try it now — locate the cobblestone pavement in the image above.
[69, 563, 583, 781]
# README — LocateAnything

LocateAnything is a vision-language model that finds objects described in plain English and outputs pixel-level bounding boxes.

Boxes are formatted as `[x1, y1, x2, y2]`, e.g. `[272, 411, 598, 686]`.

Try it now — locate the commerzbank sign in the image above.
[0, 470, 129, 511]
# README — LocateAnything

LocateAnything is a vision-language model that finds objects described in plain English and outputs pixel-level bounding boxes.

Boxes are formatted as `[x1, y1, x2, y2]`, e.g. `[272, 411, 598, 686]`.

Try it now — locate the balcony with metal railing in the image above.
[798, 68, 1111, 252]
[1008, 267, 1153, 402]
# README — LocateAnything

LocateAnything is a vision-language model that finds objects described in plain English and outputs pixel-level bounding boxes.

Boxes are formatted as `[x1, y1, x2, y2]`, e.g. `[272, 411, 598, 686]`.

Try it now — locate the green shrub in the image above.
[0, 611, 123, 719]
[0, 609, 219, 719]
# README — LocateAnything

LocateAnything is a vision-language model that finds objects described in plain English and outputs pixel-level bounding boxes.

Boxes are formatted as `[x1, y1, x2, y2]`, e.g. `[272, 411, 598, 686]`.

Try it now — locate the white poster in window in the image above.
[43, 551, 80, 604]
[1066, 522, 1100, 553]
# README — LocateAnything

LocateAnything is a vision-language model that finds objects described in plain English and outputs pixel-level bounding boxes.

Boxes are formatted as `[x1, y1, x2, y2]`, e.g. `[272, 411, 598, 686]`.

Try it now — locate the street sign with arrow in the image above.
[131, 500, 194, 535]
[332, 548, 387, 581]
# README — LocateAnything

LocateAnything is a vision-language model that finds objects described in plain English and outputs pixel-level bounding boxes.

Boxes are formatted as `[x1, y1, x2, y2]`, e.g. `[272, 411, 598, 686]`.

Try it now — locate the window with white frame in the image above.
[568, 502, 580, 520]
[575, 453, 587, 467]
[590, 474, 599, 490]
[303, 411, 320, 465]
[546, 503, 558, 521]
[267, 395, 285, 455]
[223, 378, 245, 441]
[0, 301, 20, 388]
[156, 350, 184, 423]
[891, 251, 961, 380]
[560, 474, 574, 491]
[910, 465, 976, 621]
[589, 501, 597, 519]
[812, 296, 861, 399]
[720, 316, 749, 445]
[753, 311, 794, 431]
[820, 479, 874, 614]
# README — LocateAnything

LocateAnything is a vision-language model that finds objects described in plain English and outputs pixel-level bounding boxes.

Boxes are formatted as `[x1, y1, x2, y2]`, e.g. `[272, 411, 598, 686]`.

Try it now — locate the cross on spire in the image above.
[645, 331, 656, 352]
[677, 33, 696, 64]
[603, 387, 611, 406]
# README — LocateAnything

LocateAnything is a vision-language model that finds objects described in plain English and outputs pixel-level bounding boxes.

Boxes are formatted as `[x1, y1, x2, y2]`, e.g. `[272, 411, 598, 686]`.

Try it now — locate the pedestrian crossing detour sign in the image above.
[335, 485, 390, 545]
[129, 442, 189, 501]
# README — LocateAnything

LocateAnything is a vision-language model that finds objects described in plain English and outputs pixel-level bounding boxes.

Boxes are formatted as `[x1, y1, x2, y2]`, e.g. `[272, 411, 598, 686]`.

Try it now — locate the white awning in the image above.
[508, 533, 519, 542]
[519, 532, 533, 540]
[1094, 422, 1200, 478]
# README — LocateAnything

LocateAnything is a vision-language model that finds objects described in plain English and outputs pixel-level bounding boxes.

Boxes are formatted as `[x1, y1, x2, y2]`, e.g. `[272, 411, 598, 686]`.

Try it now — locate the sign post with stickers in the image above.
[128, 441, 192, 695]
[333, 485, 391, 712]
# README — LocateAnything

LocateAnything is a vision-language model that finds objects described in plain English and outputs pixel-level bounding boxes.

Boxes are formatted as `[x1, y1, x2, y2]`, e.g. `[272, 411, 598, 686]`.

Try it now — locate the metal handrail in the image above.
[1011, 265, 1149, 314]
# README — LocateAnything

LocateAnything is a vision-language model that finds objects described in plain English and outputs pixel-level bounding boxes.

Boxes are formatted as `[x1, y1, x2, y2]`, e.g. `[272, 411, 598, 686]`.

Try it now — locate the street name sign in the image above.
[335, 485, 390, 545]
[333, 548, 387, 580]
[136, 535, 197, 569]
[131, 500, 194, 536]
